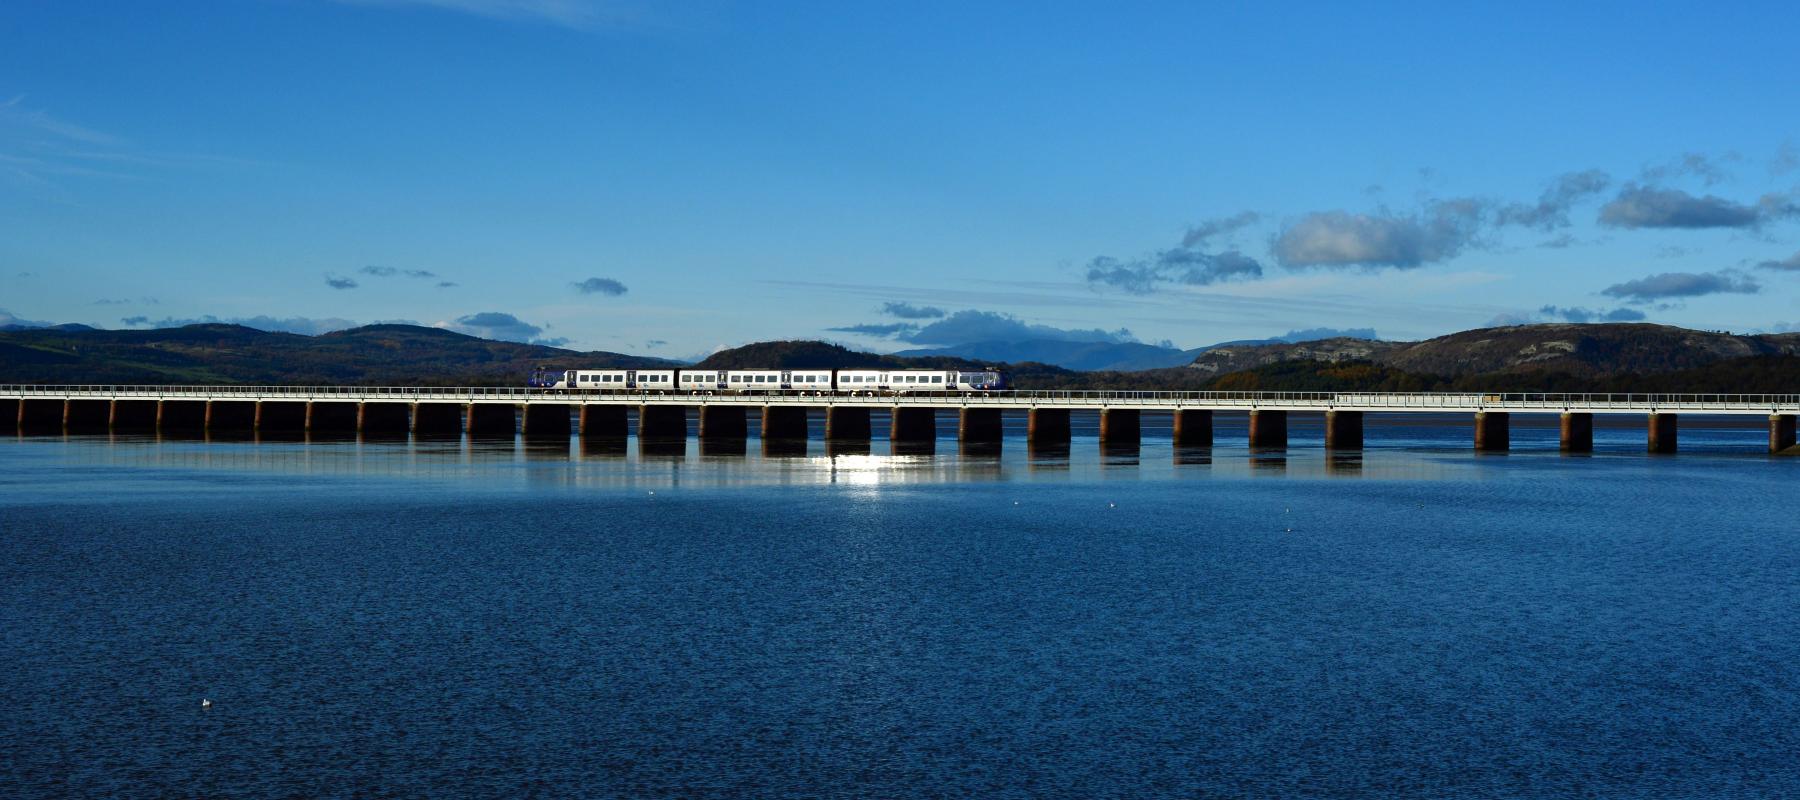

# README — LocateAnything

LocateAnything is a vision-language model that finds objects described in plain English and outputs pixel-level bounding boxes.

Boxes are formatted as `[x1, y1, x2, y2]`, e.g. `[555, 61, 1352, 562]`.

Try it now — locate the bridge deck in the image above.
[5, 386, 1798, 415]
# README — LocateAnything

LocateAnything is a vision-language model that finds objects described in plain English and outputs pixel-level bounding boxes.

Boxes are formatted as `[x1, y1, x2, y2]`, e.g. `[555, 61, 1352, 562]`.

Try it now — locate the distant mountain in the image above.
[0, 322, 95, 332]
[0, 323, 675, 385]
[893, 339, 1203, 371]
[696, 340, 999, 371]
[1189, 323, 1800, 379]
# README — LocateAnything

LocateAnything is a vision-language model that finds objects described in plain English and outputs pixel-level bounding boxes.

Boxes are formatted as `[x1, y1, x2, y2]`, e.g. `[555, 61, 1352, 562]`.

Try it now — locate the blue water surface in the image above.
[2, 417, 1797, 798]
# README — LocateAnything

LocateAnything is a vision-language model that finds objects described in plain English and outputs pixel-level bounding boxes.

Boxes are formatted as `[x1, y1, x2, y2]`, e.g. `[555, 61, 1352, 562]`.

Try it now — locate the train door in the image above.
[625, 370, 637, 389]
[780, 370, 792, 390]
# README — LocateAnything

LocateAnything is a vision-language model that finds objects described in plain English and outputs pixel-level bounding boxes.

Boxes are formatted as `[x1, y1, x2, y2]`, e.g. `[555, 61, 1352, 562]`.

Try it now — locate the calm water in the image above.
[3, 414, 1798, 798]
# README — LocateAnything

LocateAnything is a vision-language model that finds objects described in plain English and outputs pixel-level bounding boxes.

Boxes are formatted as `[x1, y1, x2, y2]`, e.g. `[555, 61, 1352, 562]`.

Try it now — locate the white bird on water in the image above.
[201, 698, 212, 710]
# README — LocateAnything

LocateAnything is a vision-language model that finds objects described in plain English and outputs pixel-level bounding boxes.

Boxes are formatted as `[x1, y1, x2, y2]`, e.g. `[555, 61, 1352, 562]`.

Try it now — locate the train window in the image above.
[932, 376, 943, 383]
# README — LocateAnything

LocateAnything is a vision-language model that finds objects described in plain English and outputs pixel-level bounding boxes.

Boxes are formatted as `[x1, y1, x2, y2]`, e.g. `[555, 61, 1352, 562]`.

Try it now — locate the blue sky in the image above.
[3, 0, 1799, 357]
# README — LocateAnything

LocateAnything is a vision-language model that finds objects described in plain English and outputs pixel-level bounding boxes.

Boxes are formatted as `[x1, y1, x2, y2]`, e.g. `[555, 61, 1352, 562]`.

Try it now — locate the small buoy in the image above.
[201, 699, 212, 709]
[1108, 502, 1116, 509]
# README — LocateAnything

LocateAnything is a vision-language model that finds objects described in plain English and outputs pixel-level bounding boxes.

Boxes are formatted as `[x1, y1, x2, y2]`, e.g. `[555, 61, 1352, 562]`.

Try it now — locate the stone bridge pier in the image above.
[1173, 410, 1212, 447]
[1474, 412, 1509, 452]
[825, 407, 870, 441]
[1027, 408, 1070, 444]
[1100, 409, 1139, 446]
[1648, 413, 1677, 454]
[890, 407, 935, 443]
[1325, 410, 1363, 449]
[959, 408, 1002, 444]
[357, 402, 412, 436]
[1560, 412, 1594, 452]
[638, 405, 686, 440]
[699, 406, 746, 439]
[762, 407, 809, 440]
[1773, 414, 1797, 453]
[1249, 410, 1287, 448]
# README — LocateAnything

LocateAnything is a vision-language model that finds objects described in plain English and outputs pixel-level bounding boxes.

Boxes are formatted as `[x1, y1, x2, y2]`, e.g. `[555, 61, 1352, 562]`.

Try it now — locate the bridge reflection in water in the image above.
[18, 428, 1507, 490]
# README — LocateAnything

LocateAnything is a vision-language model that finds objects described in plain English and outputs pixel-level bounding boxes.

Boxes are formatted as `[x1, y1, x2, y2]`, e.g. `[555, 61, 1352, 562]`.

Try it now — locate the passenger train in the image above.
[528, 367, 1008, 393]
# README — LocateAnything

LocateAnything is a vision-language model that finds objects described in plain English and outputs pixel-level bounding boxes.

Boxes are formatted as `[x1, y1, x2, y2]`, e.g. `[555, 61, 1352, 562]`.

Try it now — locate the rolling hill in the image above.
[0, 323, 675, 385]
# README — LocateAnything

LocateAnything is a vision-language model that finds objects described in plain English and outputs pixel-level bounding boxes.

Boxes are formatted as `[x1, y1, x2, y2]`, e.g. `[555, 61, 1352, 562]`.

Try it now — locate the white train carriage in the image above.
[837, 369, 947, 392]
[529, 368, 677, 390]
[719, 370, 834, 391]
[837, 369, 1009, 392]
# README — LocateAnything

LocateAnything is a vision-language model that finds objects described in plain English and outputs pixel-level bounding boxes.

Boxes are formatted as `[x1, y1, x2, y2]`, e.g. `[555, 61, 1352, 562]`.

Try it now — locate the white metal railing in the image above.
[3, 385, 1799, 413]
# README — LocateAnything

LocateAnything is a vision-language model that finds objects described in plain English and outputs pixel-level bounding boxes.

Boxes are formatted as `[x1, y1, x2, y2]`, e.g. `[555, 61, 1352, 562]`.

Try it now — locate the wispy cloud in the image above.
[572, 276, 628, 296]
[0, 96, 129, 196]
[1601, 270, 1760, 303]
[1538, 305, 1647, 323]
[360, 265, 441, 279]
[1773, 142, 1800, 176]
[1756, 251, 1800, 271]
[827, 322, 921, 338]
[880, 301, 945, 319]
[1272, 199, 1487, 270]
[1086, 250, 1263, 293]
[437, 311, 567, 345]
[1639, 151, 1736, 186]
[325, 274, 359, 290]
[1180, 210, 1261, 248]
[1085, 210, 1266, 294]
[1494, 169, 1611, 230]
[1597, 185, 1782, 229]
[2, 95, 261, 199]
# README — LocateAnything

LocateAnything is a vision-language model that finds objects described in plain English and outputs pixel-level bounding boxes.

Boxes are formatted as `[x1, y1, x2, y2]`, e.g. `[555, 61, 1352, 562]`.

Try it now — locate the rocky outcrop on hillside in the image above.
[1189, 337, 1405, 375]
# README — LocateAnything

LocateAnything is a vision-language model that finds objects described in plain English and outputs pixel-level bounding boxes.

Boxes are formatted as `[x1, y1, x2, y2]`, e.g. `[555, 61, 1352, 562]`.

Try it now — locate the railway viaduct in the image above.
[6, 386, 1800, 454]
